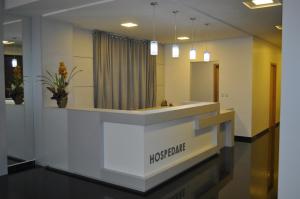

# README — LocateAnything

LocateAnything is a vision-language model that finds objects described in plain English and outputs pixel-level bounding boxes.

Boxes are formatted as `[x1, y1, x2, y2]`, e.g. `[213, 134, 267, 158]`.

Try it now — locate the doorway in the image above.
[269, 64, 277, 128]
[190, 62, 220, 102]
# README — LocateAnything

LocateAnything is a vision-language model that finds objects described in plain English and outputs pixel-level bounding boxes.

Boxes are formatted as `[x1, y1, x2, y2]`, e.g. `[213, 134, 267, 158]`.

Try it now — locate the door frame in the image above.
[213, 64, 220, 102]
[269, 63, 277, 128]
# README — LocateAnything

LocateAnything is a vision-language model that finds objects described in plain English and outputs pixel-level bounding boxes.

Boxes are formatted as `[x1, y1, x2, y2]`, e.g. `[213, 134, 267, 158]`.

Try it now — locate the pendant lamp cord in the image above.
[151, 2, 158, 41]
[205, 23, 209, 51]
[190, 17, 196, 48]
[173, 10, 179, 44]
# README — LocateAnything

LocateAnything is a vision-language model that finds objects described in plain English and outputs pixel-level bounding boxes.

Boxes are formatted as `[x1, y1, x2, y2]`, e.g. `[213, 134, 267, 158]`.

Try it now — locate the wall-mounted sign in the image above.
[149, 143, 186, 165]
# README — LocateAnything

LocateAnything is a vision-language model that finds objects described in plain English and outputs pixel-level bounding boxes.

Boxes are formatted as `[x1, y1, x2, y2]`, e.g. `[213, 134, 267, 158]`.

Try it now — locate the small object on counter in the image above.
[169, 103, 173, 107]
[161, 100, 168, 107]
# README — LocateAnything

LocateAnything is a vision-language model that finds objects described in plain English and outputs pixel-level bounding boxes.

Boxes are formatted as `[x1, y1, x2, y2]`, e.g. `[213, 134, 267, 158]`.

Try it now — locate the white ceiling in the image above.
[4, 0, 282, 46]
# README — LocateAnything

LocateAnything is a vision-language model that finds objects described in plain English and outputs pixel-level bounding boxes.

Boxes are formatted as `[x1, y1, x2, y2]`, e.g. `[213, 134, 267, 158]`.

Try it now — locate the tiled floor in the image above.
[0, 128, 279, 199]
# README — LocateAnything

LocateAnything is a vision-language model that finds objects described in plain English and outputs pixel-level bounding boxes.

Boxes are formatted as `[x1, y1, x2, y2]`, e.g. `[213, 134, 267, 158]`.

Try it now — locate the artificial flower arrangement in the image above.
[9, 66, 24, 105]
[41, 62, 82, 108]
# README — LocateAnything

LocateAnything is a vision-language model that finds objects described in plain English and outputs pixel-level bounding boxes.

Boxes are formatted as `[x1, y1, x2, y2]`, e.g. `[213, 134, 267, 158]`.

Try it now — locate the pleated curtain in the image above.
[93, 31, 156, 110]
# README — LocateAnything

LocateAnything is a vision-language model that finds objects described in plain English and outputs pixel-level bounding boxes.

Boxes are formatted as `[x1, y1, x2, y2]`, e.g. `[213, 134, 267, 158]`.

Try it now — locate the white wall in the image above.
[279, 1, 300, 198]
[0, 0, 8, 175]
[32, 16, 44, 163]
[165, 37, 253, 137]
[252, 38, 281, 136]
[71, 28, 94, 108]
[6, 104, 26, 159]
[42, 19, 74, 107]
[22, 18, 35, 160]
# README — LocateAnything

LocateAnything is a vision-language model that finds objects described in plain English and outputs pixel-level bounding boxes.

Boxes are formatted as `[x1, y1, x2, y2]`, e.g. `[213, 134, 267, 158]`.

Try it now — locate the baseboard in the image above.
[8, 160, 36, 174]
[235, 122, 280, 143]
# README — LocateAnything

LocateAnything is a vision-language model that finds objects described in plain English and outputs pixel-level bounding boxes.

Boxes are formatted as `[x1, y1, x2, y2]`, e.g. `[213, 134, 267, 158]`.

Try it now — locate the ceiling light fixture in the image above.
[252, 0, 273, 5]
[172, 10, 179, 58]
[204, 51, 211, 62]
[189, 17, 197, 60]
[150, 2, 158, 56]
[203, 23, 211, 62]
[121, 22, 138, 28]
[243, 0, 281, 9]
[177, 36, 190, 40]
[2, 40, 15, 45]
[12, 58, 18, 68]
[275, 25, 282, 30]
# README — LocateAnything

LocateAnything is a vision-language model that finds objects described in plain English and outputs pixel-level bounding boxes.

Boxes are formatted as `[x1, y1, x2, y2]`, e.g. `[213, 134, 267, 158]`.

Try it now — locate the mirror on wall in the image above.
[3, 16, 35, 170]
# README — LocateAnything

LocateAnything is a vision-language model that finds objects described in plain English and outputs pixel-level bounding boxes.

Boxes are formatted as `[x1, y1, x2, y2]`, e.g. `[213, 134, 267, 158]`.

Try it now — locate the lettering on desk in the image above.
[149, 143, 186, 165]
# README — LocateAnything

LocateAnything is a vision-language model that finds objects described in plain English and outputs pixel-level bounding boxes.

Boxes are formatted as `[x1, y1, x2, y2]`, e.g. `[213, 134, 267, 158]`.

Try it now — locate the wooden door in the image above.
[268, 64, 277, 191]
[269, 64, 277, 128]
[213, 64, 219, 102]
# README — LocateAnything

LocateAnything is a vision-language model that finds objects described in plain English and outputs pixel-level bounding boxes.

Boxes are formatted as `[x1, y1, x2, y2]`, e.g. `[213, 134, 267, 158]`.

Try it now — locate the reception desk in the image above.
[42, 102, 234, 192]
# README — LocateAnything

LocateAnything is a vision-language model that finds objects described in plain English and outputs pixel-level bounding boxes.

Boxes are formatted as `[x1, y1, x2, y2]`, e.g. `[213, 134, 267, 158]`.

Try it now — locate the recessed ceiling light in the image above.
[243, 0, 281, 9]
[121, 22, 138, 28]
[252, 0, 273, 5]
[2, 40, 15, 45]
[177, 36, 190, 40]
[275, 25, 282, 30]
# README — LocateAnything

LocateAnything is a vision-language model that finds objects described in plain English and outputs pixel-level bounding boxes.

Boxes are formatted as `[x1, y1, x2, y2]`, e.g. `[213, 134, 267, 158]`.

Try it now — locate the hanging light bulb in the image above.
[150, 2, 158, 56]
[190, 48, 197, 60]
[204, 51, 210, 62]
[172, 10, 179, 58]
[189, 17, 196, 60]
[151, 41, 158, 55]
[12, 58, 18, 67]
[203, 23, 211, 62]
[172, 44, 179, 58]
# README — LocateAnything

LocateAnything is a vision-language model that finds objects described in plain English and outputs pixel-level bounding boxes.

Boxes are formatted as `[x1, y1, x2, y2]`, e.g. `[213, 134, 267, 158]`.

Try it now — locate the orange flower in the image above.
[13, 66, 22, 79]
[58, 62, 68, 79]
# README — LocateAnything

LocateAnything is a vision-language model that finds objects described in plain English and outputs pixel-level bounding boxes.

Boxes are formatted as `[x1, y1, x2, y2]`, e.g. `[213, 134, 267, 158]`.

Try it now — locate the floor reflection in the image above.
[0, 128, 279, 199]
[219, 127, 279, 199]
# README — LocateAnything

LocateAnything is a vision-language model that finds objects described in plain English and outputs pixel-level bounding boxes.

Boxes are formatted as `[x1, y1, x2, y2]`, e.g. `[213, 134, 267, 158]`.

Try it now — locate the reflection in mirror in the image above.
[3, 16, 35, 170]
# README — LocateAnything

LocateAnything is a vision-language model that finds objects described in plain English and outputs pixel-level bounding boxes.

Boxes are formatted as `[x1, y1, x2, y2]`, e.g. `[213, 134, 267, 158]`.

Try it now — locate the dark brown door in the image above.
[269, 64, 277, 128]
[268, 64, 277, 193]
[213, 64, 219, 102]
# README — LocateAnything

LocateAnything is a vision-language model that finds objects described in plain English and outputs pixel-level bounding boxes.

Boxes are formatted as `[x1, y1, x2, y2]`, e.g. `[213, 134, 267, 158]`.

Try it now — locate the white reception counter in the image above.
[42, 102, 234, 192]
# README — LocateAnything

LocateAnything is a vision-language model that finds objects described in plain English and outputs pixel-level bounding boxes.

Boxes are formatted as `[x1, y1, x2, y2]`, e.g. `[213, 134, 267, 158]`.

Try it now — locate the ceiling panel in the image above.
[5, 0, 282, 46]
[178, 0, 282, 46]
[45, 0, 247, 44]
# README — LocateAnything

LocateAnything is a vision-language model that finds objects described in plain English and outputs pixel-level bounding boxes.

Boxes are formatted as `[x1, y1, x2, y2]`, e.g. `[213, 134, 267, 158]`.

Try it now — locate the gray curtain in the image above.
[93, 31, 156, 110]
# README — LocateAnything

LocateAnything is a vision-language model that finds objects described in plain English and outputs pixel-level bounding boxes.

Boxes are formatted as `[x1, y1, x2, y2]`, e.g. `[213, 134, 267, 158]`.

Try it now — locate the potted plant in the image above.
[9, 66, 24, 105]
[41, 62, 82, 108]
